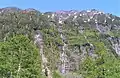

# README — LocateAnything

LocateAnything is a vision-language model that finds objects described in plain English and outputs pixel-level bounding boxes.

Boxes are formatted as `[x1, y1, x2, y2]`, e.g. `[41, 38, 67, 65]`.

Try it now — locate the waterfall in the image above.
[58, 19, 69, 74]
[34, 30, 52, 78]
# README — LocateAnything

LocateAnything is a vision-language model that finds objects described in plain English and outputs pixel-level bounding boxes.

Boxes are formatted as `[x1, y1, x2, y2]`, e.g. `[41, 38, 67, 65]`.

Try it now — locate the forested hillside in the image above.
[0, 7, 120, 78]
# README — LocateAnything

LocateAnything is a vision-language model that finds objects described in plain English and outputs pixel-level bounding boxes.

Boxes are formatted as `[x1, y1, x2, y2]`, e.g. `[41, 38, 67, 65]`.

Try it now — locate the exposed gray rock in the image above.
[108, 37, 120, 56]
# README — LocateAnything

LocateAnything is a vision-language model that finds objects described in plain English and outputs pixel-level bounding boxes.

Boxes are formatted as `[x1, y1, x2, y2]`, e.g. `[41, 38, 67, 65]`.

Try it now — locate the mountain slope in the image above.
[0, 7, 120, 78]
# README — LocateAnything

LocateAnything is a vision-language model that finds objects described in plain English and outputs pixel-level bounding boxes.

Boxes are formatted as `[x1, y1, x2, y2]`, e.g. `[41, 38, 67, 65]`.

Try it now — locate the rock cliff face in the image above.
[44, 10, 120, 75]
[108, 37, 120, 56]
[0, 7, 120, 78]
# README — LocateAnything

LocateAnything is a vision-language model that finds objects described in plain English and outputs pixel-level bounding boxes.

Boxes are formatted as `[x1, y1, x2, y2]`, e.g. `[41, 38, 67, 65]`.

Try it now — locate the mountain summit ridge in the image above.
[0, 7, 119, 16]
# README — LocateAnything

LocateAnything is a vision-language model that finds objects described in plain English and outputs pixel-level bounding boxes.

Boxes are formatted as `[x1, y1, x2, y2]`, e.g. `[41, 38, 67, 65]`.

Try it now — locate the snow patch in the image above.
[112, 19, 115, 21]
[59, 20, 63, 24]
[74, 15, 77, 19]
[95, 19, 98, 23]
[51, 14, 55, 18]
[95, 19, 97, 22]
[88, 19, 90, 22]
[98, 11, 103, 14]
[80, 14, 82, 16]
[90, 16, 93, 19]
[74, 12, 77, 15]
[84, 20, 87, 23]
[68, 14, 71, 16]
[48, 15, 50, 18]
[104, 19, 107, 23]
[87, 10, 91, 12]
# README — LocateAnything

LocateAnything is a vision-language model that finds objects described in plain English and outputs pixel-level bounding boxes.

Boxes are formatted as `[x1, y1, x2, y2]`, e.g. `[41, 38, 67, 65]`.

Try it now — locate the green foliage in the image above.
[68, 35, 86, 45]
[79, 57, 102, 78]
[0, 8, 120, 78]
[0, 11, 49, 41]
[79, 41, 120, 78]
[101, 53, 120, 78]
[53, 71, 62, 78]
[40, 26, 61, 71]
[0, 35, 42, 78]
[42, 26, 62, 46]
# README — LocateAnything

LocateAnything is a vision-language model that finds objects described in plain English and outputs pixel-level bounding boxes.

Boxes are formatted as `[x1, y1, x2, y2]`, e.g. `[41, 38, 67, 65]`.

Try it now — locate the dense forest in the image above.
[0, 7, 120, 78]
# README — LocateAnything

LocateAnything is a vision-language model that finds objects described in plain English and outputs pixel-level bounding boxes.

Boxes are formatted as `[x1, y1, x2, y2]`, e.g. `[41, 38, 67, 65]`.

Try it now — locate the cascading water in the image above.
[58, 19, 69, 74]
[34, 30, 52, 78]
